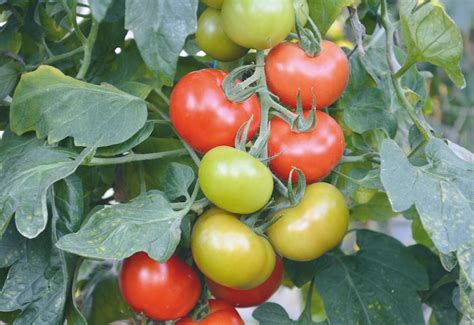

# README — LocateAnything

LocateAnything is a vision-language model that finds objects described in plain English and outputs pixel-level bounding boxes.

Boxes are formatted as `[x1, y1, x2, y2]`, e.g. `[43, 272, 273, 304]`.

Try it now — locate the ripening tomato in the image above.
[221, 0, 295, 50]
[119, 253, 200, 321]
[196, 8, 248, 62]
[199, 146, 273, 214]
[201, 0, 223, 9]
[207, 256, 283, 307]
[192, 208, 276, 289]
[176, 299, 244, 325]
[268, 111, 345, 184]
[267, 183, 349, 261]
[170, 69, 260, 153]
[265, 41, 349, 109]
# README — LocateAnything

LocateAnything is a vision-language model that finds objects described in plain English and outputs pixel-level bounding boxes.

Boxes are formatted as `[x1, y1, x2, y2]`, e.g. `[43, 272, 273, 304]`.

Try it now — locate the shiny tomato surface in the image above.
[119, 253, 200, 321]
[207, 256, 283, 307]
[265, 41, 349, 109]
[170, 69, 260, 153]
[268, 111, 345, 183]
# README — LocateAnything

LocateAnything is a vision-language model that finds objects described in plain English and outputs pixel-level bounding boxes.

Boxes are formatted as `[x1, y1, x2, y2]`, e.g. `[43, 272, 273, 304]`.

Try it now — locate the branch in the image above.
[380, 0, 433, 140]
[85, 149, 188, 166]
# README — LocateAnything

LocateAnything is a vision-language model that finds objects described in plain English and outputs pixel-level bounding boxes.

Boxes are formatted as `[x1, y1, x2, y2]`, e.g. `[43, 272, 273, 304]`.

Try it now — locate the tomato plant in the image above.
[170, 69, 260, 153]
[207, 255, 284, 307]
[176, 299, 244, 325]
[191, 208, 276, 289]
[0, 0, 472, 324]
[119, 253, 201, 321]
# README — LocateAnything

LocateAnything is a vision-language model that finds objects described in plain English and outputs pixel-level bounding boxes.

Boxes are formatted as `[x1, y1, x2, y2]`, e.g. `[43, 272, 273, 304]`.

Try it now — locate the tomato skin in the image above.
[201, 0, 223, 9]
[176, 299, 244, 325]
[265, 41, 349, 109]
[207, 256, 283, 307]
[119, 253, 201, 321]
[199, 146, 273, 214]
[170, 69, 260, 153]
[268, 111, 345, 184]
[191, 208, 276, 289]
[196, 8, 248, 62]
[221, 0, 294, 50]
[267, 183, 349, 261]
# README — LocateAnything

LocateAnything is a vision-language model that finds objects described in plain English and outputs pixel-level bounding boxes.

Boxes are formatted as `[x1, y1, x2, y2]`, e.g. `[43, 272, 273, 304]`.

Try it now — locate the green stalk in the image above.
[76, 18, 99, 79]
[380, 0, 432, 141]
[86, 149, 187, 166]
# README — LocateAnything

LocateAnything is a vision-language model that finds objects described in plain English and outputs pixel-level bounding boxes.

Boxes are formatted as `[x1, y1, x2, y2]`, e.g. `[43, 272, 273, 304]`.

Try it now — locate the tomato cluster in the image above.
[119, 0, 351, 321]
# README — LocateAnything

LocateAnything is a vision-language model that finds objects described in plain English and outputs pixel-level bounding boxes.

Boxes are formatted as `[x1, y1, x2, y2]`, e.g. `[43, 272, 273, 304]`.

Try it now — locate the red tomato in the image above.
[119, 253, 200, 321]
[268, 111, 345, 183]
[207, 256, 283, 307]
[176, 299, 244, 325]
[170, 69, 261, 153]
[265, 41, 349, 109]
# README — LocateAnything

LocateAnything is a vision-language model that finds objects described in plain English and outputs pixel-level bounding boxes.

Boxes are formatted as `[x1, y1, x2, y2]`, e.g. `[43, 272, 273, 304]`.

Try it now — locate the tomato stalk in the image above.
[380, 0, 433, 141]
[76, 18, 99, 79]
[348, 6, 366, 57]
[85, 149, 188, 166]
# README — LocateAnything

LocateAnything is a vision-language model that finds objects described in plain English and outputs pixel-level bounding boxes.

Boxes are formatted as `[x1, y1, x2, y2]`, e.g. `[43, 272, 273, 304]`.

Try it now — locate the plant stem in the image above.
[339, 154, 380, 164]
[178, 181, 201, 218]
[86, 149, 187, 166]
[394, 59, 415, 79]
[380, 0, 432, 141]
[76, 18, 99, 79]
[60, 0, 88, 44]
[46, 46, 84, 65]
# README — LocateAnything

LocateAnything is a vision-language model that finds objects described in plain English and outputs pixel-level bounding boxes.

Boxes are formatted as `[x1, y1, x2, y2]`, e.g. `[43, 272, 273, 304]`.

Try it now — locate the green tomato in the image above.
[221, 0, 295, 50]
[267, 183, 349, 261]
[199, 146, 273, 214]
[196, 8, 248, 62]
[201, 0, 224, 9]
[292, 0, 309, 32]
[191, 208, 276, 289]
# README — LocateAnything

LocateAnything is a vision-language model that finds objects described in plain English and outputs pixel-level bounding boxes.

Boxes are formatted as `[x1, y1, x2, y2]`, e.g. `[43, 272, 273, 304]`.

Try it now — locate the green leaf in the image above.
[0, 62, 19, 99]
[85, 274, 134, 325]
[380, 139, 474, 283]
[124, 0, 198, 85]
[0, 222, 25, 268]
[253, 303, 298, 325]
[343, 88, 398, 138]
[89, 0, 114, 22]
[124, 137, 195, 199]
[457, 242, 474, 288]
[116, 81, 153, 99]
[0, 131, 93, 238]
[95, 121, 154, 157]
[350, 192, 398, 222]
[54, 175, 84, 233]
[411, 217, 434, 249]
[56, 191, 182, 262]
[0, 228, 68, 325]
[399, 0, 466, 88]
[409, 245, 461, 325]
[164, 163, 195, 201]
[308, 0, 354, 36]
[314, 230, 428, 324]
[10, 65, 148, 147]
